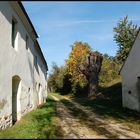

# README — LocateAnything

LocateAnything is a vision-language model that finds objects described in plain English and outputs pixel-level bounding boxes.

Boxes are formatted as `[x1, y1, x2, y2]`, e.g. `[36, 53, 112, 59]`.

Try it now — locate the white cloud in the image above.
[54, 16, 140, 28]
[55, 19, 117, 27]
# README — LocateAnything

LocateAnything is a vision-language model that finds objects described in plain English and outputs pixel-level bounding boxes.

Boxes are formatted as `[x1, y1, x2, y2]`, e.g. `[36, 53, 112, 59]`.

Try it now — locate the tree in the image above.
[66, 41, 103, 97]
[99, 54, 120, 86]
[113, 15, 139, 64]
[47, 62, 72, 94]
[47, 62, 60, 93]
[55, 65, 72, 94]
[79, 51, 103, 97]
[66, 41, 92, 96]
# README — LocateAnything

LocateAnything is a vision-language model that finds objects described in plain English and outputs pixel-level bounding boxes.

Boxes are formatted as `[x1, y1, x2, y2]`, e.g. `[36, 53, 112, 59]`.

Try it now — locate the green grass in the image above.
[72, 81, 140, 134]
[72, 97, 140, 134]
[0, 96, 58, 139]
[50, 92, 63, 99]
[54, 79, 140, 134]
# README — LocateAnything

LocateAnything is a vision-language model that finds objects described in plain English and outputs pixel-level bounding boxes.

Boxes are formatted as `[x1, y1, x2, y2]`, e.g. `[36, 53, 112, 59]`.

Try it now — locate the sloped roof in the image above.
[18, 2, 38, 38]
[18, 1, 48, 71]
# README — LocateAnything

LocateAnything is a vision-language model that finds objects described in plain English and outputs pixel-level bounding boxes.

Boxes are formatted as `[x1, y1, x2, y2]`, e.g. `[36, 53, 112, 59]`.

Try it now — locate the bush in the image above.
[99, 54, 121, 86]
[47, 63, 72, 94]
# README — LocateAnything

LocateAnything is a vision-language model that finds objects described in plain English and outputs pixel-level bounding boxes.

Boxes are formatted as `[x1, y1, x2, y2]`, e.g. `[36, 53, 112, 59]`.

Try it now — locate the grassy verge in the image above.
[52, 78, 140, 134]
[0, 95, 58, 139]
[50, 93, 64, 100]
[72, 97, 140, 133]
[72, 80, 140, 134]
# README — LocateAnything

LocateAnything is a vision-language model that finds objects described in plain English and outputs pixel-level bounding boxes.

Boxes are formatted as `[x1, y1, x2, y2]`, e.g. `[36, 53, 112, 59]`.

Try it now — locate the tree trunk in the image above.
[87, 73, 98, 97]
[80, 51, 103, 98]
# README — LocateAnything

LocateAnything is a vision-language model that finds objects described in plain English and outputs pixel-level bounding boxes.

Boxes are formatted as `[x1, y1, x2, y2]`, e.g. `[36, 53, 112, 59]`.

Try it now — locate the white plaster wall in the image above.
[121, 31, 140, 112]
[0, 2, 47, 121]
[33, 49, 47, 106]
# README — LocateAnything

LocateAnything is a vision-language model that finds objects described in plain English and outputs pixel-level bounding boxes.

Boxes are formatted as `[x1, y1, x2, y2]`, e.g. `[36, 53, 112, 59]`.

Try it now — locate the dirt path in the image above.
[51, 94, 140, 139]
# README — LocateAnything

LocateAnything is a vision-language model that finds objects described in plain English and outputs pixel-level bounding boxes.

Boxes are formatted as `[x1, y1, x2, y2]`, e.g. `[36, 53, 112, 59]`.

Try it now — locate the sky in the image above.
[22, 1, 140, 74]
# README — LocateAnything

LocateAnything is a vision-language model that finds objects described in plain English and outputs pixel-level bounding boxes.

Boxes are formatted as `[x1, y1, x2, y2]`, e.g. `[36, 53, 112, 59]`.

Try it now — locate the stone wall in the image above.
[0, 114, 12, 130]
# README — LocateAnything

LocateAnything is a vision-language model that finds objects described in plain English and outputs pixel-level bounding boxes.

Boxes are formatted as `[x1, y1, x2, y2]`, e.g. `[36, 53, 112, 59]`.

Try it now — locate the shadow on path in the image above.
[54, 94, 140, 139]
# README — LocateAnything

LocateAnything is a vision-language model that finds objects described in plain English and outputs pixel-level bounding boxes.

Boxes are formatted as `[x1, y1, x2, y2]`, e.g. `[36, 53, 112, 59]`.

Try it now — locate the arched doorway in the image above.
[38, 83, 42, 105]
[12, 75, 21, 125]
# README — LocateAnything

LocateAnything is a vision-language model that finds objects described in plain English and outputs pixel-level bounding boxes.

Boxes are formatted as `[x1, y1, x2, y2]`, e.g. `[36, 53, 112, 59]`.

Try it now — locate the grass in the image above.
[53, 78, 140, 134]
[74, 98, 140, 133]
[4, 78, 139, 139]
[50, 93, 64, 100]
[0, 95, 59, 139]
[72, 80, 140, 134]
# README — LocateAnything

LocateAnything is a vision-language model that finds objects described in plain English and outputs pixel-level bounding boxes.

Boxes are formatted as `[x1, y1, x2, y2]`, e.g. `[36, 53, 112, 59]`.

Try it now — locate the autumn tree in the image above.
[66, 41, 92, 96]
[113, 15, 139, 64]
[47, 62, 72, 94]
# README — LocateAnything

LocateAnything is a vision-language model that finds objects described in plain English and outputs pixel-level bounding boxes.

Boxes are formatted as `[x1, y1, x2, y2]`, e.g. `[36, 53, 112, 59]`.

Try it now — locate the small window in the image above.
[34, 55, 39, 74]
[11, 18, 18, 50]
[137, 77, 140, 79]
[26, 35, 29, 51]
[28, 88, 30, 92]
[128, 90, 131, 94]
[34, 55, 37, 66]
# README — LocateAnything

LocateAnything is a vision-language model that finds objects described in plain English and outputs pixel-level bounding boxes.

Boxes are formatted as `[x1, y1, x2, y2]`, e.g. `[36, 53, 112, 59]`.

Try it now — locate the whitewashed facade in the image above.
[0, 1, 48, 129]
[120, 29, 140, 112]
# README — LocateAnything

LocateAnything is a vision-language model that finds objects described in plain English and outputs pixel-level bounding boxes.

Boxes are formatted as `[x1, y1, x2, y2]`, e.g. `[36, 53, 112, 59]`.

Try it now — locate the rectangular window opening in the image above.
[26, 35, 29, 50]
[11, 18, 18, 50]
[35, 55, 37, 67]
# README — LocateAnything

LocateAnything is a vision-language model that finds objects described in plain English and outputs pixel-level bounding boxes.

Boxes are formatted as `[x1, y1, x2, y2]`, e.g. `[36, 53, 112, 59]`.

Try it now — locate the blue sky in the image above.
[22, 1, 140, 74]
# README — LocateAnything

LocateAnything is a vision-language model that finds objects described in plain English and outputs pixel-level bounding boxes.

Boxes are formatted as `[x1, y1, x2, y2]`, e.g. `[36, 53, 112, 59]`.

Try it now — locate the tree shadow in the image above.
[74, 83, 88, 98]
[98, 82, 122, 100]
[57, 82, 140, 138]
[59, 99, 118, 138]
[73, 82, 140, 120]
[59, 98, 138, 138]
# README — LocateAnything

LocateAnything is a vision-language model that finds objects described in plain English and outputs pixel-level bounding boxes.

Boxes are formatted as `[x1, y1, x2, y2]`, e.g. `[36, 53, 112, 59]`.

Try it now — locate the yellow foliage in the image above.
[66, 41, 91, 86]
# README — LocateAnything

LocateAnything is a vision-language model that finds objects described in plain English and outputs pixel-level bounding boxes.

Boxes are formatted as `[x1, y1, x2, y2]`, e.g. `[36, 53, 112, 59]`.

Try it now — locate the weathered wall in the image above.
[120, 31, 140, 112]
[0, 2, 47, 129]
